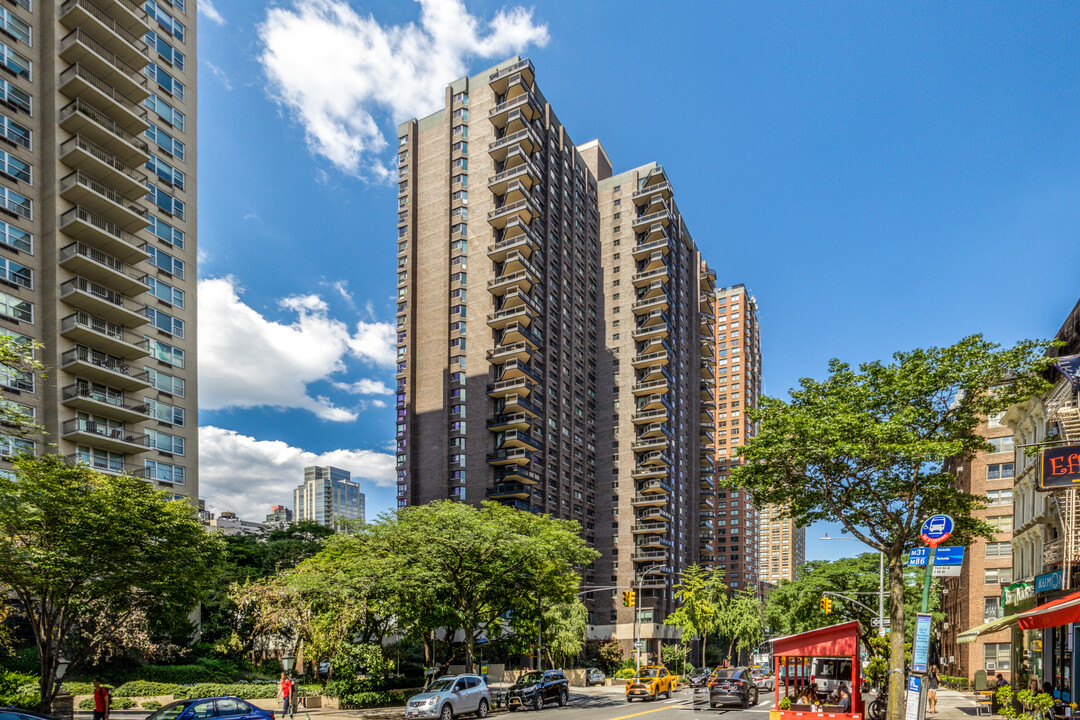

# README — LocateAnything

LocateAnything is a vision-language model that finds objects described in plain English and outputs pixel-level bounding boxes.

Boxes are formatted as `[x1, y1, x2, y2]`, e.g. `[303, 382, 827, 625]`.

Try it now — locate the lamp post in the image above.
[282, 653, 296, 674]
[820, 534, 885, 634]
[53, 657, 72, 720]
[634, 566, 673, 672]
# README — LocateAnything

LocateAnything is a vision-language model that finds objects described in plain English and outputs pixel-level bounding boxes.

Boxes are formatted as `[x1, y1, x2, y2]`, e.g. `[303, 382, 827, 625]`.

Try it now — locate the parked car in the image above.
[751, 669, 774, 691]
[625, 665, 677, 701]
[146, 698, 276, 720]
[584, 667, 606, 686]
[709, 667, 759, 709]
[687, 667, 712, 687]
[0, 708, 60, 720]
[506, 669, 569, 711]
[405, 674, 491, 719]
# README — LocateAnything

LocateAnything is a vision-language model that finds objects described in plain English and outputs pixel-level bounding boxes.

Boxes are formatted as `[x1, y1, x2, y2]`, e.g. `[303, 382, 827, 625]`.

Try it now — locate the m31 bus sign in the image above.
[1039, 445, 1080, 491]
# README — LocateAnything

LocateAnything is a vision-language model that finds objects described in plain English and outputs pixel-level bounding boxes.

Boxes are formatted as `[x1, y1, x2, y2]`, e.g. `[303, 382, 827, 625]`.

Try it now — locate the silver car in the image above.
[405, 674, 490, 720]
[585, 667, 605, 686]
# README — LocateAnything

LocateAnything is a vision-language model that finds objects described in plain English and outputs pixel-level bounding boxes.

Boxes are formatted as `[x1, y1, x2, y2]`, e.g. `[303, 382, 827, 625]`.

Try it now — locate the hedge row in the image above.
[324, 676, 425, 696]
[172, 683, 320, 700]
[337, 691, 408, 709]
[940, 675, 970, 690]
[78, 698, 138, 710]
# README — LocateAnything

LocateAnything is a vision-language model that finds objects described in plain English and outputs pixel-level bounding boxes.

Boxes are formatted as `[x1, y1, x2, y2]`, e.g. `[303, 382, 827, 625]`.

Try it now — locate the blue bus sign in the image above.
[908, 546, 964, 566]
[920, 514, 954, 547]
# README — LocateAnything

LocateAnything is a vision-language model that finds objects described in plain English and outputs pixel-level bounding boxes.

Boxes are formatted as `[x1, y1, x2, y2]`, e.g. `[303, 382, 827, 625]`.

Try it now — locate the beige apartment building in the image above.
[939, 414, 1016, 683]
[701, 284, 762, 592]
[759, 505, 806, 583]
[0, 0, 197, 497]
[394, 57, 717, 657]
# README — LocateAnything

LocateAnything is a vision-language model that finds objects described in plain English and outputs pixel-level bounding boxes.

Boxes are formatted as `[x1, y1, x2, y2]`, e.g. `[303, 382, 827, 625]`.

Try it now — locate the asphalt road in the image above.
[505, 684, 777, 720]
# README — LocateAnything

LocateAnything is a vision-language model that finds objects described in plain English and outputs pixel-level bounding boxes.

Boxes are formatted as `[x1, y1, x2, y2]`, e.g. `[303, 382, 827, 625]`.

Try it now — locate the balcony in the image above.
[632, 322, 669, 342]
[632, 236, 673, 261]
[61, 417, 150, 454]
[59, 171, 148, 232]
[488, 230, 538, 264]
[700, 476, 714, 491]
[637, 508, 674, 524]
[496, 463, 542, 485]
[487, 412, 532, 433]
[637, 279, 669, 300]
[60, 346, 150, 391]
[501, 321, 542, 349]
[632, 209, 673, 231]
[58, 100, 149, 165]
[59, 134, 148, 199]
[59, 29, 150, 101]
[500, 250, 541, 278]
[632, 293, 670, 315]
[488, 155, 542, 194]
[637, 422, 670, 441]
[640, 249, 668, 273]
[488, 123, 543, 163]
[488, 58, 535, 93]
[637, 535, 674, 549]
[489, 91, 541, 128]
[638, 479, 673, 495]
[633, 266, 670, 288]
[488, 268, 540, 296]
[631, 465, 667, 481]
[67, 453, 150, 478]
[498, 358, 542, 384]
[487, 304, 535, 331]
[632, 181, 672, 202]
[631, 350, 669, 369]
[701, 406, 715, 424]
[632, 522, 668, 535]
[632, 407, 670, 425]
[500, 287, 542, 315]
[486, 482, 534, 501]
[60, 276, 148, 326]
[61, 383, 148, 423]
[631, 436, 668, 452]
[633, 548, 671, 561]
[500, 392, 542, 418]
[60, 0, 151, 67]
[59, 242, 149, 297]
[488, 195, 542, 230]
[59, 206, 149, 264]
[636, 394, 669, 414]
[59, 312, 148, 359]
[486, 447, 536, 466]
[59, 63, 149, 134]
[631, 494, 668, 508]
[487, 342, 532, 365]
[498, 429, 542, 452]
[639, 222, 670, 244]
[637, 451, 672, 467]
[487, 376, 534, 399]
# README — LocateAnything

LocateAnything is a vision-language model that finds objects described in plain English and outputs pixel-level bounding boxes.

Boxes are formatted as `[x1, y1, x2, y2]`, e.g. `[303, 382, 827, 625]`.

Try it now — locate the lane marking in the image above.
[606, 705, 678, 720]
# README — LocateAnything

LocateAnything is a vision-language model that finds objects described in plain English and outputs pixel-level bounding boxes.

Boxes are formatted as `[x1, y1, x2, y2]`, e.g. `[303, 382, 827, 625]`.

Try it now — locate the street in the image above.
[502, 684, 776, 720]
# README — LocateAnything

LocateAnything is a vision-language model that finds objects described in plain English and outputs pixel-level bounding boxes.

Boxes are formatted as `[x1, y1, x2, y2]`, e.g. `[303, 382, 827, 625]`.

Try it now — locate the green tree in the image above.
[595, 637, 623, 673]
[723, 589, 765, 662]
[660, 643, 687, 673]
[664, 565, 724, 666]
[541, 601, 587, 669]
[0, 455, 223, 713]
[731, 335, 1054, 720]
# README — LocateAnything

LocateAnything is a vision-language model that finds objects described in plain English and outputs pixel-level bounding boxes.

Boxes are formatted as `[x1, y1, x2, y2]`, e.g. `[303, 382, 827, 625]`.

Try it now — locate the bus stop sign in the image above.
[920, 515, 954, 547]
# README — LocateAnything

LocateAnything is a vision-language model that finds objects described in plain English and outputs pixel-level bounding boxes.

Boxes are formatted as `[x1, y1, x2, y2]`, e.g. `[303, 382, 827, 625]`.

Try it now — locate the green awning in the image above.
[957, 612, 1025, 644]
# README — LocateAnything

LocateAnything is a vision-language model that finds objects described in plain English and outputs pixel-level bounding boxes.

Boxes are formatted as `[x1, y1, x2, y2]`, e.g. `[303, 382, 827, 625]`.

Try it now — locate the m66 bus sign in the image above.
[1039, 445, 1080, 491]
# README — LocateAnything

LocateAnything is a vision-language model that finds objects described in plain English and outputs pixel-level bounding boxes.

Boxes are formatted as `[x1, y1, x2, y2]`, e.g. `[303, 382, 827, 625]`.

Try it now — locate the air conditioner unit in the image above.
[986, 662, 997, 671]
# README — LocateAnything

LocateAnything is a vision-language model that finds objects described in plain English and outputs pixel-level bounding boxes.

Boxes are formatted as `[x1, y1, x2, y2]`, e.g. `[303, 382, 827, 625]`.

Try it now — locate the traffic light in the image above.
[622, 590, 631, 607]
[820, 597, 827, 614]
[628, 590, 636, 607]
[825, 598, 833, 615]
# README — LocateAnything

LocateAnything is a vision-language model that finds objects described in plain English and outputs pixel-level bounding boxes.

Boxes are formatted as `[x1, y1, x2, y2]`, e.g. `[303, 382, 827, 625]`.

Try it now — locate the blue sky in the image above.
[195, 1, 1080, 559]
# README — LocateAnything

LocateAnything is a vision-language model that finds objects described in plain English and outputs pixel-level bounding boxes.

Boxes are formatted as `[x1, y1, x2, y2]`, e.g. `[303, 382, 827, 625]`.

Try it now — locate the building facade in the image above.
[293, 466, 364, 531]
[0, 0, 197, 498]
[394, 57, 718, 657]
[701, 283, 761, 592]
[939, 414, 1016, 683]
[758, 505, 805, 583]
[264, 504, 293, 530]
[205, 510, 266, 537]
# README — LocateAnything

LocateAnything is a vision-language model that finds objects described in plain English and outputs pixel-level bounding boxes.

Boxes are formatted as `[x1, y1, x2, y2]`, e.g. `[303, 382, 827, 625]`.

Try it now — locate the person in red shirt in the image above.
[92, 678, 110, 720]
[279, 673, 293, 718]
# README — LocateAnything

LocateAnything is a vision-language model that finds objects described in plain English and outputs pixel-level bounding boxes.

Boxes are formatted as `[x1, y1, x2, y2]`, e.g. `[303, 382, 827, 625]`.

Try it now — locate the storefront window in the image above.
[1051, 626, 1071, 701]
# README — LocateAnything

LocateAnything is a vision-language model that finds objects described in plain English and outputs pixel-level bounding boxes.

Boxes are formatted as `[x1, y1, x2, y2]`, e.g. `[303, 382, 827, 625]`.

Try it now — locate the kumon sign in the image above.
[1039, 445, 1080, 491]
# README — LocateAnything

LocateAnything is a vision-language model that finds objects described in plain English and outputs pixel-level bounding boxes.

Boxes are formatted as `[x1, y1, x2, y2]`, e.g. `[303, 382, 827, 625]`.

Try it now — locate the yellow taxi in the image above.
[626, 665, 676, 701]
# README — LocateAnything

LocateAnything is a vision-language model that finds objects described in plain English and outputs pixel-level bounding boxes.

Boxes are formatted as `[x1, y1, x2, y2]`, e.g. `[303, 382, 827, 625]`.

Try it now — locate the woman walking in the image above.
[927, 667, 940, 714]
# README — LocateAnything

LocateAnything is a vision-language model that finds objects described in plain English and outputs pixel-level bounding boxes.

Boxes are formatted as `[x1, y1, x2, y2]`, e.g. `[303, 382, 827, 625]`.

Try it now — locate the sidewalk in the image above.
[929, 689, 993, 720]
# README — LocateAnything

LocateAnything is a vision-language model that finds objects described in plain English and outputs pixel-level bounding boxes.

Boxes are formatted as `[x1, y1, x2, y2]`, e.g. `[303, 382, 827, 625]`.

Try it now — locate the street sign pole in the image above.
[920, 546, 936, 613]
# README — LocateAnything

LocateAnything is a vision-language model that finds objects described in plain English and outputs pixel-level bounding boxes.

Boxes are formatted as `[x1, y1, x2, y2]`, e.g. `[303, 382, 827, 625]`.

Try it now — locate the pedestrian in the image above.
[838, 685, 852, 713]
[1031, 678, 1041, 695]
[997, 673, 1009, 689]
[279, 673, 293, 718]
[927, 667, 939, 714]
[91, 678, 110, 720]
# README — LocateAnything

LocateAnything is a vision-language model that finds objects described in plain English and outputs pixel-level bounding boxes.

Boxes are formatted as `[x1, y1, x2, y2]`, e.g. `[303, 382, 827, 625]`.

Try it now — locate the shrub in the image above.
[336, 691, 408, 709]
[79, 696, 136, 710]
[62, 681, 98, 695]
[173, 683, 279, 700]
[324, 676, 425, 697]
[779, 696, 792, 710]
[615, 668, 635, 679]
[114, 681, 183, 697]
[79, 698, 95, 710]
[142, 701, 163, 710]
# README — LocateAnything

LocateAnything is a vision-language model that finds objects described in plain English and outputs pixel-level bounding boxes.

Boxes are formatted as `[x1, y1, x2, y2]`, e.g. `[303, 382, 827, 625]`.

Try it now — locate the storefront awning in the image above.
[1017, 590, 1080, 630]
[957, 613, 1025, 644]
[770, 620, 861, 657]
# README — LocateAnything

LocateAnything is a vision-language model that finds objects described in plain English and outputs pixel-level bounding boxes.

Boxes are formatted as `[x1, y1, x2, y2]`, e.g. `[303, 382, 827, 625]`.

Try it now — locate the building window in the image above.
[987, 463, 1014, 479]
[984, 642, 1011, 671]
[988, 436, 1015, 454]
[987, 515, 1012, 532]
[984, 597, 1001, 623]
[985, 541, 1011, 558]
[984, 568, 1013, 584]
[987, 489, 1013, 505]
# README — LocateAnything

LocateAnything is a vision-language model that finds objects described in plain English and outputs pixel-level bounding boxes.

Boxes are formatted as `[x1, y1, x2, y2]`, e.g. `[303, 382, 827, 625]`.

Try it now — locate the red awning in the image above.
[1018, 590, 1080, 630]
[771, 621, 862, 657]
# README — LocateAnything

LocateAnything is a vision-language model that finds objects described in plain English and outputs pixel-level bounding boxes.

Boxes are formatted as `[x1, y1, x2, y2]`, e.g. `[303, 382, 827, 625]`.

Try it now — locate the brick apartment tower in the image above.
[0, 0, 197, 496]
[940, 416, 1016, 683]
[394, 57, 716, 659]
[699, 283, 762, 592]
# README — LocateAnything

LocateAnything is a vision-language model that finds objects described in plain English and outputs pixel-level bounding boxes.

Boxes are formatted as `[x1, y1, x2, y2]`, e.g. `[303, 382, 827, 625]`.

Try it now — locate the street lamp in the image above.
[633, 566, 673, 672]
[281, 654, 296, 674]
[56, 656, 70, 681]
[820, 534, 885, 634]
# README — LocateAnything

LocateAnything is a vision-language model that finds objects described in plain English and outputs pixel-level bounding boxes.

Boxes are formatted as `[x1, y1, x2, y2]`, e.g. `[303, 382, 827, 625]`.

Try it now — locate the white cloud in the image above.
[198, 276, 394, 421]
[199, 426, 394, 520]
[333, 379, 393, 395]
[257, 0, 549, 177]
[200, 0, 225, 25]
[206, 60, 233, 90]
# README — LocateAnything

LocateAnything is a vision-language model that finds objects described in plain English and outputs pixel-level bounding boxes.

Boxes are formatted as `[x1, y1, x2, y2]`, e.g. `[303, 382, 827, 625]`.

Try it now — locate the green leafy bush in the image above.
[79, 698, 95, 710]
[62, 681, 98, 695]
[336, 691, 408, 709]
[114, 681, 182, 697]
[324, 676, 424, 697]
[78, 696, 136, 709]
[142, 701, 163, 710]
[173, 683, 282, 699]
[615, 668, 635, 679]
[0, 671, 39, 708]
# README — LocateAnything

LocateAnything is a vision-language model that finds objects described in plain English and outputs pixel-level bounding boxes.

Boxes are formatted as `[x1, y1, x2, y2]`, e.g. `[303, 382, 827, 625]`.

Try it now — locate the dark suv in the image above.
[507, 669, 570, 711]
[709, 667, 759, 709]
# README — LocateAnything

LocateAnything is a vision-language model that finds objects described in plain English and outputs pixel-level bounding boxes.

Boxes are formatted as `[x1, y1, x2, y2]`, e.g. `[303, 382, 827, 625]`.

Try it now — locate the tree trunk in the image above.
[887, 552, 906, 720]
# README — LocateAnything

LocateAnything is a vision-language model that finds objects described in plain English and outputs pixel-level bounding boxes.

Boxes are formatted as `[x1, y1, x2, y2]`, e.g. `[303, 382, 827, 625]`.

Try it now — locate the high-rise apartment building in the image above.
[264, 504, 293, 530]
[395, 56, 717, 658]
[0, 0, 197, 496]
[701, 284, 762, 592]
[294, 466, 364, 531]
[759, 505, 805, 583]
[939, 414, 1016, 683]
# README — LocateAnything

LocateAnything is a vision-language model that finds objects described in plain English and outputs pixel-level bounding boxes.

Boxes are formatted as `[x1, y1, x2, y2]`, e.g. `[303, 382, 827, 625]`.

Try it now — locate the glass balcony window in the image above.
[146, 153, 184, 189]
[145, 276, 183, 307]
[76, 445, 124, 473]
[0, 256, 30, 289]
[146, 428, 183, 454]
[0, 111, 28, 149]
[146, 122, 185, 160]
[0, 148, 29, 184]
[0, 41, 29, 81]
[145, 0, 185, 42]
[146, 244, 184, 277]
[145, 93, 184, 131]
[150, 339, 183, 367]
[144, 62, 184, 101]
[145, 30, 184, 71]
[146, 306, 183, 337]
[0, 289, 30, 322]
[146, 397, 183, 425]
[144, 366, 184, 395]
[145, 458, 184, 484]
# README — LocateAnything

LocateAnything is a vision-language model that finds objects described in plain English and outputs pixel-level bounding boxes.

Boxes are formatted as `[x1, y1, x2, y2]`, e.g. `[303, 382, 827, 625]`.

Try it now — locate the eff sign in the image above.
[1040, 445, 1080, 491]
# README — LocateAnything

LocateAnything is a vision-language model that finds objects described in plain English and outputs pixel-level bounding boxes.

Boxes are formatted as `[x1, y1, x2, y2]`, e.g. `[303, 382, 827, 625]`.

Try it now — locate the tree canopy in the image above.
[731, 334, 1054, 720]
[0, 454, 223, 712]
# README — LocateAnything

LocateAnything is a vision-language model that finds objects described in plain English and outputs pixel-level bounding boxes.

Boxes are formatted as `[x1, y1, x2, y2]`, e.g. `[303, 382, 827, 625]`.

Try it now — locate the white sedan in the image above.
[751, 671, 774, 691]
